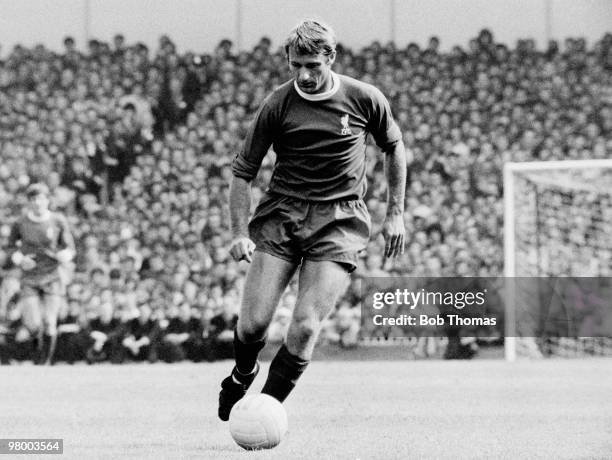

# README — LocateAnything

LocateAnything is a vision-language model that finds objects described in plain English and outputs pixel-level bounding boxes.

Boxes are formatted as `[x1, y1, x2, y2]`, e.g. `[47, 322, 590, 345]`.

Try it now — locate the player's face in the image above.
[288, 49, 336, 94]
[28, 193, 49, 215]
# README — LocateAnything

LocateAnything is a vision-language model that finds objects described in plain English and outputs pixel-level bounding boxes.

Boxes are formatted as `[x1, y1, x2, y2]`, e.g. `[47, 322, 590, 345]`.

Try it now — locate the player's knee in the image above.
[23, 318, 41, 333]
[301, 290, 338, 318]
[44, 322, 57, 336]
[22, 303, 42, 332]
[288, 316, 319, 348]
[239, 316, 269, 343]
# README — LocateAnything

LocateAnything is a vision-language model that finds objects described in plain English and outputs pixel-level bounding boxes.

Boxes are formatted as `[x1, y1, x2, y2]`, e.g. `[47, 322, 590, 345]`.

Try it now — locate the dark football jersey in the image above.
[232, 72, 402, 201]
[8, 212, 74, 285]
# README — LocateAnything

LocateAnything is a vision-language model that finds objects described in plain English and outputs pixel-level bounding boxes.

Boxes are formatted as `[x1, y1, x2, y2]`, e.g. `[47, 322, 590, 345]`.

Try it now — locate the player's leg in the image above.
[260, 197, 368, 401]
[235, 251, 298, 366]
[21, 291, 42, 333]
[261, 260, 351, 402]
[20, 288, 43, 362]
[40, 292, 63, 365]
[218, 250, 298, 421]
[0, 276, 20, 320]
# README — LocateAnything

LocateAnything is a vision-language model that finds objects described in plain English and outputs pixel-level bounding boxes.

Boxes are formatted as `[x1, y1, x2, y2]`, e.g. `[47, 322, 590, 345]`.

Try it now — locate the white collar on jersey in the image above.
[294, 72, 340, 101]
[27, 210, 52, 223]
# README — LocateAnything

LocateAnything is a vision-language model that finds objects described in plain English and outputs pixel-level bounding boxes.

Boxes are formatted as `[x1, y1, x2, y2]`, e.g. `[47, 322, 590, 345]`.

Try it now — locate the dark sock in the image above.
[234, 329, 266, 375]
[34, 334, 49, 364]
[261, 344, 309, 402]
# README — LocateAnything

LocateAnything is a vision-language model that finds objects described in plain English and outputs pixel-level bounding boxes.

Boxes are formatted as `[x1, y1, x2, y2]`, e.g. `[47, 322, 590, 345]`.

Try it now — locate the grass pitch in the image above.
[1, 359, 611, 459]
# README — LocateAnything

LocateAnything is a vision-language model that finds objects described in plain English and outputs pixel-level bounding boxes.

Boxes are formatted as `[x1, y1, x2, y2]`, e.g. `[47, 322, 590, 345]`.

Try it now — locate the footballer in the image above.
[218, 19, 409, 420]
[8, 183, 75, 364]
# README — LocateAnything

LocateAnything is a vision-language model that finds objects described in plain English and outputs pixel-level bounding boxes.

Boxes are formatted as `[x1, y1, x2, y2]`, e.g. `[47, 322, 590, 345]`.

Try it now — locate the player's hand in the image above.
[20, 255, 37, 271]
[228, 237, 256, 263]
[381, 213, 405, 258]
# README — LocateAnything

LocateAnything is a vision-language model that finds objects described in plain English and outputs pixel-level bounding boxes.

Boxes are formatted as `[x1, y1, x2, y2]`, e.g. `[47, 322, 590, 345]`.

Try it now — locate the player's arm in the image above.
[368, 87, 411, 258]
[229, 177, 255, 262]
[382, 139, 409, 258]
[228, 98, 276, 263]
[7, 221, 23, 265]
[33, 214, 77, 267]
[7, 221, 36, 270]
[55, 214, 76, 264]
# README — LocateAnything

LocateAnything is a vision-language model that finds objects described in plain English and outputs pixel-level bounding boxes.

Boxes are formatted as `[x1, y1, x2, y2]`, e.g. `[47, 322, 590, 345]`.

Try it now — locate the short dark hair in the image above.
[284, 19, 337, 57]
[26, 183, 49, 199]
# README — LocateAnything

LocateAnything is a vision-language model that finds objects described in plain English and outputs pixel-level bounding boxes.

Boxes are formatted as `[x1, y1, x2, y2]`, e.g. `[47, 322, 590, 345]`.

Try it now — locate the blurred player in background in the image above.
[8, 183, 75, 364]
[218, 19, 408, 420]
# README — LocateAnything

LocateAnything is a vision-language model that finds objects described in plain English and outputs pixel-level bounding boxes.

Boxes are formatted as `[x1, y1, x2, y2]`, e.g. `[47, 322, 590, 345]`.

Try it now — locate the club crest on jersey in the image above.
[340, 114, 352, 135]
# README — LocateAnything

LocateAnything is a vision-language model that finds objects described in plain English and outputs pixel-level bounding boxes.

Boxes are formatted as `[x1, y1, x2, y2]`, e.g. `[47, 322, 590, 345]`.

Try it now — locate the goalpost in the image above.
[503, 159, 612, 361]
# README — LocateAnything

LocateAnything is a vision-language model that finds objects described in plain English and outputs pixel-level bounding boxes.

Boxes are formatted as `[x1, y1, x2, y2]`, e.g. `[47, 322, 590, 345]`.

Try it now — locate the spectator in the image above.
[121, 304, 160, 362]
[86, 301, 125, 364]
[54, 299, 87, 364]
[158, 303, 203, 363]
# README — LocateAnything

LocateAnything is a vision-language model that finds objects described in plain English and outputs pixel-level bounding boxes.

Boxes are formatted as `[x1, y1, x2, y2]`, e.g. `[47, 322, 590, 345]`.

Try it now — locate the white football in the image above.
[229, 394, 288, 450]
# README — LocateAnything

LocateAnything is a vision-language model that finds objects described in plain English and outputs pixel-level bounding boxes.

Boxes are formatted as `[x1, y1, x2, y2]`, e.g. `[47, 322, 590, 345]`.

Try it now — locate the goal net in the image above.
[503, 159, 612, 360]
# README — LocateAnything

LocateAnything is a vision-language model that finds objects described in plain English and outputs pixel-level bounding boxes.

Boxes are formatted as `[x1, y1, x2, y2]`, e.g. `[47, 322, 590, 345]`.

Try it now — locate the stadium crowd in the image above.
[1, 29, 611, 363]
